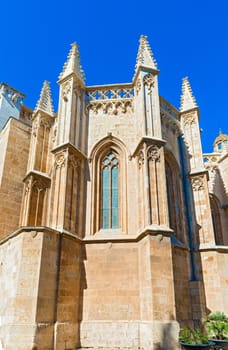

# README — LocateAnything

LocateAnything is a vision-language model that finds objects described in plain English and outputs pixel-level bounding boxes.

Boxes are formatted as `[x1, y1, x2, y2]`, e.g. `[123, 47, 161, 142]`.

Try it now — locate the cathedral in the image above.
[0, 36, 227, 350]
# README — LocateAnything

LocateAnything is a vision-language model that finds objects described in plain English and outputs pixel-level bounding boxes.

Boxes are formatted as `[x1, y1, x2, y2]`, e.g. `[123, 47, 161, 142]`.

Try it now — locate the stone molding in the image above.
[0, 224, 175, 247]
[23, 171, 51, 190]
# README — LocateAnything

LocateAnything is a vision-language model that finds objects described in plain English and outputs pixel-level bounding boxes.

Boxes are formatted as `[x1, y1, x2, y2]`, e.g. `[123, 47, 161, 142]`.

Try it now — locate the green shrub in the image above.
[179, 327, 209, 344]
[205, 311, 228, 340]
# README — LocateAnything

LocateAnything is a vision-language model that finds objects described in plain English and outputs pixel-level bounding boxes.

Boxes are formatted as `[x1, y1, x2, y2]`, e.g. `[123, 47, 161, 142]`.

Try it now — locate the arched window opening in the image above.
[101, 152, 119, 229]
[165, 162, 176, 231]
[210, 195, 223, 245]
[166, 172, 175, 229]
[165, 155, 186, 243]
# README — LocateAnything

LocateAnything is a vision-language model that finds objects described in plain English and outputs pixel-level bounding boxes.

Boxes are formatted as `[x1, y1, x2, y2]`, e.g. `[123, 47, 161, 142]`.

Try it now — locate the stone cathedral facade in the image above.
[0, 36, 227, 350]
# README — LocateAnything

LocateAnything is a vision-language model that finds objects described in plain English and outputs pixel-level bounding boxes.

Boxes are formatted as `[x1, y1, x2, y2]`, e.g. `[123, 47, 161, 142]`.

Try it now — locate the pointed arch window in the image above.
[210, 194, 223, 245]
[101, 152, 119, 229]
[165, 157, 186, 242]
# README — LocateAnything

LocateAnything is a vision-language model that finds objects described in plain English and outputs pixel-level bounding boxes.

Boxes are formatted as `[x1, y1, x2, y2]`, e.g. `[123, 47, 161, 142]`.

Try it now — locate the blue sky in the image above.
[0, 0, 227, 152]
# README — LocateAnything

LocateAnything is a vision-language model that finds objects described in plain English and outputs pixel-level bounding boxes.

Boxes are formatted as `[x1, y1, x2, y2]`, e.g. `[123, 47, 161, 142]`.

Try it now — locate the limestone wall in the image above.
[172, 247, 192, 324]
[88, 109, 137, 156]
[0, 118, 30, 239]
[200, 249, 228, 314]
[0, 122, 9, 186]
[0, 231, 43, 350]
[79, 235, 179, 349]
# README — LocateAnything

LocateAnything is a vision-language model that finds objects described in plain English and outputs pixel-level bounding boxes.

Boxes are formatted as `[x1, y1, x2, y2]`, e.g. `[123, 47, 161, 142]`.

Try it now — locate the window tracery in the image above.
[90, 136, 127, 235]
[101, 152, 119, 229]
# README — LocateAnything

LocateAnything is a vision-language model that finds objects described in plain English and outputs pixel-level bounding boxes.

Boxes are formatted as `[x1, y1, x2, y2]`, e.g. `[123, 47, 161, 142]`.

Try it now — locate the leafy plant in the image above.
[205, 311, 228, 340]
[179, 327, 209, 345]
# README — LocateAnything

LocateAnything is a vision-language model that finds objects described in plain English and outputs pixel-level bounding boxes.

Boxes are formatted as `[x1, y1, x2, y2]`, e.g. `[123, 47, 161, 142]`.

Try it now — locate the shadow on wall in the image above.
[154, 323, 180, 350]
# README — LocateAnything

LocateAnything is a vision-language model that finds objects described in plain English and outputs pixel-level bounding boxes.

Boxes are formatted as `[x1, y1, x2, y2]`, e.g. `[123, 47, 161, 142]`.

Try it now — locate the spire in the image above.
[135, 35, 157, 74]
[180, 77, 197, 112]
[34, 81, 54, 116]
[58, 42, 85, 83]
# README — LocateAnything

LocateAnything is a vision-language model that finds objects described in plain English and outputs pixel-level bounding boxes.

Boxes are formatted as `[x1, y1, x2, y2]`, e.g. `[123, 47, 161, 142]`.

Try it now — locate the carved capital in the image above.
[183, 115, 196, 127]
[25, 178, 33, 193]
[137, 150, 145, 169]
[147, 145, 160, 162]
[68, 154, 81, 169]
[33, 179, 47, 192]
[191, 175, 204, 191]
[40, 118, 52, 129]
[62, 81, 71, 102]
[55, 151, 66, 168]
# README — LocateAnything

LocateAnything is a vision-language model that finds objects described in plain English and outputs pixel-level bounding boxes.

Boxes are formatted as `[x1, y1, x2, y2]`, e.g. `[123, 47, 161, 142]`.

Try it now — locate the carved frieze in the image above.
[143, 73, 155, 94]
[87, 86, 134, 115]
[88, 100, 133, 115]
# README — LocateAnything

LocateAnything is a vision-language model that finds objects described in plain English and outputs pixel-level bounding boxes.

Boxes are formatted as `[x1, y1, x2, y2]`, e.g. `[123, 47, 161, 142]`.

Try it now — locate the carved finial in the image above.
[135, 35, 157, 75]
[58, 42, 85, 83]
[34, 81, 54, 116]
[180, 77, 197, 112]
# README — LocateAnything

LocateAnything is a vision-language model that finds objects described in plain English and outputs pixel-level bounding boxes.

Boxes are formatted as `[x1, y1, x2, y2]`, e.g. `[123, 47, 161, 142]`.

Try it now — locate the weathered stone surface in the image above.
[0, 37, 227, 349]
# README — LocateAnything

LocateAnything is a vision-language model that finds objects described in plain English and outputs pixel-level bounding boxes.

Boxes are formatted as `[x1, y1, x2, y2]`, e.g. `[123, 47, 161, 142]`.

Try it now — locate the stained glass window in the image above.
[101, 152, 119, 229]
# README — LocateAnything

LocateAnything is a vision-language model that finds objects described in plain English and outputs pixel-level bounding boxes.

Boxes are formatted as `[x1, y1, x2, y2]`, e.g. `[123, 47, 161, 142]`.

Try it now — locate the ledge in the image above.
[132, 136, 166, 157]
[23, 170, 51, 185]
[52, 142, 87, 159]
[0, 224, 175, 246]
[195, 243, 228, 252]
[0, 226, 82, 246]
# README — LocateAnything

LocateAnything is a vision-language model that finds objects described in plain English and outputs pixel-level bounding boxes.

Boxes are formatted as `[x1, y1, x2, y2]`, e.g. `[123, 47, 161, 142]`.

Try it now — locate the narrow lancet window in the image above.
[101, 152, 119, 229]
